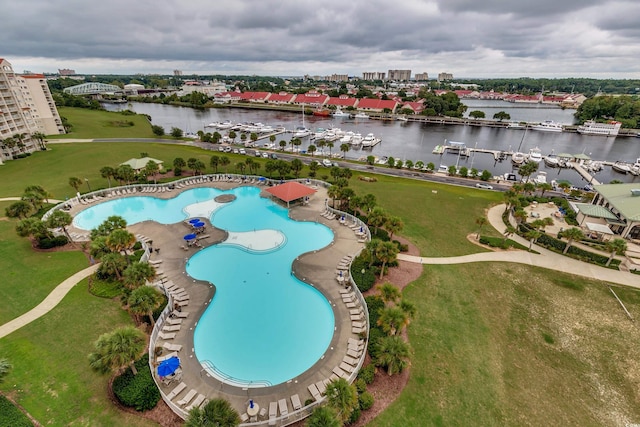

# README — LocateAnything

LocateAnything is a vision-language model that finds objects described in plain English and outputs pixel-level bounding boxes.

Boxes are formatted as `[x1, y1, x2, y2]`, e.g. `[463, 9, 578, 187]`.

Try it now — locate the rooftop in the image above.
[594, 183, 640, 221]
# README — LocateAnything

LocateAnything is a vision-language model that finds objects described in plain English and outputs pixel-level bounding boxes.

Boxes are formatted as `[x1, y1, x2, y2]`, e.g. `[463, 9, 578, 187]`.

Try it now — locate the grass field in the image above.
[48, 107, 157, 139]
[1, 110, 640, 426]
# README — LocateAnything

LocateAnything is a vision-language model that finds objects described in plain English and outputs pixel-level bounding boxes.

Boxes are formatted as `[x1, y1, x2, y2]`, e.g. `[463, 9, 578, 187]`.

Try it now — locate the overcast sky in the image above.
[3, 0, 640, 78]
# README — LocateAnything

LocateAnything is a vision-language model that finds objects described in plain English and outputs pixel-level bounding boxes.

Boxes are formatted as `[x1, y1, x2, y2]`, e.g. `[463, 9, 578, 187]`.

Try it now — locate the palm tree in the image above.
[325, 378, 358, 424]
[306, 405, 340, 427]
[377, 283, 401, 306]
[475, 216, 487, 240]
[327, 185, 341, 208]
[518, 161, 538, 183]
[291, 159, 303, 178]
[45, 210, 73, 241]
[100, 166, 116, 188]
[174, 157, 186, 170]
[145, 160, 160, 184]
[399, 299, 416, 325]
[99, 253, 128, 280]
[605, 238, 627, 267]
[537, 182, 553, 197]
[386, 216, 404, 240]
[68, 177, 83, 193]
[88, 326, 146, 375]
[5, 200, 32, 219]
[377, 306, 408, 336]
[116, 164, 135, 185]
[128, 286, 163, 326]
[340, 143, 350, 159]
[185, 398, 241, 427]
[327, 141, 334, 158]
[364, 239, 383, 268]
[0, 358, 11, 384]
[524, 229, 542, 251]
[279, 140, 287, 151]
[375, 335, 411, 375]
[106, 229, 136, 256]
[16, 217, 49, 242]
[236, 162, 246, 174]
[210, 155, 220, 173]
[32, 131, 47, 150]
[220, 156, 230, 172]
[375, 241, 399, 279]
[367, 206, 388, 236]
[561, 227, 585, 254]
[502, 225, 517, 243]
[308, 144, 317, 157]
[123, 261, 156, 289]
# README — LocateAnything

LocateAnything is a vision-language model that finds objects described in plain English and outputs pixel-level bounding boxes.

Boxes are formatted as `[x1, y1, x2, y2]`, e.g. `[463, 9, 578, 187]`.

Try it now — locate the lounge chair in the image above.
[339, 288, 351, 295]
[163, 342, 183, 352]
[333, 366, 349, 379]
[177, 389, 197, 406]
[343, 355, 357, 366]
[240, 413, 249, 423]
[269, 401, 277, 420]
[186, 394, 205, 411]
[166, 382, 186, 400]
[158, 331, 176, 340]
[346, 348, 360, 358]
[157, 352, 178, 362]
[176, 299, 189, 307]
[278, 398, 289, 416]
[345, 302, 356, 309]
[162, 324, 181, 332]
[352, 321, 365, 329]
[350, 313, 363, 321]
[340, 362, 354, 373]
[315, 380, 326, 395]
[173, 294, 189, 302]
[352, 326, 365, 334]
[172, 310, 189, 318]
[166, 317, 182, 325]
[307, 384, 321, 401]
[291, 394, 302, 411]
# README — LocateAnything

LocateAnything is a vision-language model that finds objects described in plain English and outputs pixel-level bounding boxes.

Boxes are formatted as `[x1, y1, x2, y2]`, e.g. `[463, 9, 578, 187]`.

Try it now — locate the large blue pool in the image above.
[74, 186, 335, 386]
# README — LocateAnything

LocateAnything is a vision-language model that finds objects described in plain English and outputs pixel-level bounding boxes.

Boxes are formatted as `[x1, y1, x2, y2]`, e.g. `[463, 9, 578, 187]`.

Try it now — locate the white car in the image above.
[239, 148, 246, 155]
[475, 183, 494, 190]
[322, 159, 333, 167]
[262, 152, 269, 158]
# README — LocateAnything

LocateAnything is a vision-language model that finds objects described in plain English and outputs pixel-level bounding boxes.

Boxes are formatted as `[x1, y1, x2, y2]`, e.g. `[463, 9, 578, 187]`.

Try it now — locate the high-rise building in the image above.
[327, 74, 349, 82]
[437, 72, 453, 82]
[387, 70, 411, 81]
[0, 58, 65, 163]
[362, 71, 386, 81]
[58, 68, 76, 76]
[173, 70, 183, 76]
[414, 72, 429, 81]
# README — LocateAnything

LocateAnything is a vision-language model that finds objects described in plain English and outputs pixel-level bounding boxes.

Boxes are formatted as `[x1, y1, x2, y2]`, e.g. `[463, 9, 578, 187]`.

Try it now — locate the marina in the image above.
[104, 102, 640, 187]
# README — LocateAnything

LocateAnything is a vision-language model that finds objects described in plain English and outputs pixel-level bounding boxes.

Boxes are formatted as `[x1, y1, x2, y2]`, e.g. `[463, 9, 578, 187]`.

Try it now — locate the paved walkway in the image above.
[398, 203, 640, 289]
[0, 264, 98, 339]
[0, 197, 64, 203]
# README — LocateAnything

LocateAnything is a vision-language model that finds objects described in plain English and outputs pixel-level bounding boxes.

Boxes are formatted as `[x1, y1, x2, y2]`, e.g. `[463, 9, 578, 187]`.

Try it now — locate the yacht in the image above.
[534, 171, 548, 185]
[332, 108, 350, 118]
[511, 152, 526, 165]
[205, 122, 219, 128]
[527, 147, 543, 163]
[312, 128, 327, 140]
[544, 155, 559, 167]
[353, 112, 369, 119]
[612, 161, 632, 174]
[339, 131, 354, 144]
[506, 121, 526, 129]
[396, 115, 409, 122]
[361, 133, 381, 147]
[293, 127, 311, 138]
[577, 120, 622, 136]
[217, 120, 234, 130]
[350, 133, 363, 146]
[630, 162, 640, 176]
[531, 120, 563, 132]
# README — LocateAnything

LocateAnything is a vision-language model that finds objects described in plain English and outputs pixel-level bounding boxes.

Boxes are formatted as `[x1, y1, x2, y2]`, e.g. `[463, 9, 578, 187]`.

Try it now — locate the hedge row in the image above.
[0, 395, 33, 427]
[112, 354, 160, 411]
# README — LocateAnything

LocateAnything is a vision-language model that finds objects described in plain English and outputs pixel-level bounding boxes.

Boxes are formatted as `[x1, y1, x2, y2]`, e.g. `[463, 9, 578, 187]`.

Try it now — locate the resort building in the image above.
[1, 58, 65, 162]
[590, 184, 640, 240]
[387, 70, 412, 81]
[437, 72, 453, 82]
[414, 72, 429, 81]
[362, 71, 386, 81]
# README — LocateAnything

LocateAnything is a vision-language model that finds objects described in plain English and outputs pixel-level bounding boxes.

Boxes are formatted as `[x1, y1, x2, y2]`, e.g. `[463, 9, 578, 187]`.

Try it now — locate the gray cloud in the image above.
[2, 0, 639, 77]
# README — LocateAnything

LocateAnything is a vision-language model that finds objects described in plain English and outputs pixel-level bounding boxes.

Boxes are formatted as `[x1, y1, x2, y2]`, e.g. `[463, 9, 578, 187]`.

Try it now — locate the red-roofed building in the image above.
[356, 98, 398, 113]
[264, 181, 317, 207]
[326, 95, 358, 108]
[239, 91, 270, 102]
[292, 91, 329, 107]
[213, 91, 242, 103]
[454, 90, 476, 98]
[267, 92, 295, 104]
[400, 101, 424, 114]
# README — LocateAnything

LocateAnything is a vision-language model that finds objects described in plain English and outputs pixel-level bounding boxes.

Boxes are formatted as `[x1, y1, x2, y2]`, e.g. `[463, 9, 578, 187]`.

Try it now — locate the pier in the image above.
[568, 162, 601, 185]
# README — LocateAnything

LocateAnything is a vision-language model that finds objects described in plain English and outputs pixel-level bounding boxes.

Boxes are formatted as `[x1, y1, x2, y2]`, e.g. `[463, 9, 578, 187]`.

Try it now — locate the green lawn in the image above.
[48, 107, 157, 139]
[2, 136, 640, 426]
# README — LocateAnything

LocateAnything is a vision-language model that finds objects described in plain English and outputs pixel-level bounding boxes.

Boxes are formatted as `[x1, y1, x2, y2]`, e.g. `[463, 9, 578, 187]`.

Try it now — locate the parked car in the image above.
[270, 153, 278, 159]
[254, 150, 262, 157]
[262, 152, 269, 158]
[239, 148, 246, 155]
[475, 182, 494, 190]
[322, 159, 333, 167]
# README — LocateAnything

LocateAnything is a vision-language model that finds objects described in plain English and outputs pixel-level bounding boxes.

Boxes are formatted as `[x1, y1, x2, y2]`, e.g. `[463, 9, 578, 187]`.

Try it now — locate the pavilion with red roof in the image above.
[264, 181, 317, 207]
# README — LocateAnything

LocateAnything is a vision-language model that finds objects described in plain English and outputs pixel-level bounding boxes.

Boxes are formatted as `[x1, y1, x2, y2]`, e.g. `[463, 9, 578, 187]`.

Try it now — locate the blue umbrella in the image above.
[184, 233, 197, 241]
[194, 222, 205, 228]
[188, 218, 200, 224]
[157, 356, 180, 376]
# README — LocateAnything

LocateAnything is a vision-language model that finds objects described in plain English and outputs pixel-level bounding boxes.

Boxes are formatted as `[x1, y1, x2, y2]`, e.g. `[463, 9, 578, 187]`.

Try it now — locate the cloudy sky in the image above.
[3, 0, 640, 78]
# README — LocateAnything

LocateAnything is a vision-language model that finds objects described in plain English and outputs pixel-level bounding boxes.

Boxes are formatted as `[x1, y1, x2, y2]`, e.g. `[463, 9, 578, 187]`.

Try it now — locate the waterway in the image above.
[104, 102, 640, 186]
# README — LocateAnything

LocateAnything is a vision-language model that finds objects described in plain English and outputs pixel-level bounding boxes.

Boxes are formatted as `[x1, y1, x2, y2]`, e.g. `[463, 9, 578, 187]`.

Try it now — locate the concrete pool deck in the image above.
[62, 179, 368, 424]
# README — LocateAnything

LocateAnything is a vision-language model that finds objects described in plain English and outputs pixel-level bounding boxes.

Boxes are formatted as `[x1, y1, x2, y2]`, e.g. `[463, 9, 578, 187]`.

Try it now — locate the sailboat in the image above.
[511, 128, 528, 166]
[293, 104, 310, 137]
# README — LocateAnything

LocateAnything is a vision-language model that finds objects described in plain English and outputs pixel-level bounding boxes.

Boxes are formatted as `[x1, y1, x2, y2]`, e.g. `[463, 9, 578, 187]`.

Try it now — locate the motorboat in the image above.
[312, 128, 327, 140]
[577, 120, 622, 136]
[339, 131, 354, 144]
[432, 145, 445, 154]
[528, 147, 543, 163]
[353, 112, 369, 119]
[612, 161, 632, 174]
[544, 155, 559, 167]
[630, 163, 640, 176]
[205, 122, 219, 128]
[293, 127, 311, 138]
[511, 152, 526, 165]
[350, 133, 363, 145]
[396, 115, 409, 122]
[361, 133, 381, 147]
[332, 108, 350, 118]
[534, 171, 548, 185]
[531, 120, 563, 132]
[506, 121, 526, 129]
[217, 120, 234, 130]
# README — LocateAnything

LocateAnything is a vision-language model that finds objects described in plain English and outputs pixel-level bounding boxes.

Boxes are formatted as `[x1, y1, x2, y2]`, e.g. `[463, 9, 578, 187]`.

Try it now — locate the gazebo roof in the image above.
[265, 181, 316, 202]
[120, 157, 164, 171]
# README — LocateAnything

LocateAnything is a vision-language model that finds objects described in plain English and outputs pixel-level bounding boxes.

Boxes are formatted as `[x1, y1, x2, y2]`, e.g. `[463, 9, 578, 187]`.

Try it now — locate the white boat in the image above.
[396, 116, 409, 122]
[353, 112, 369, 119]
[531, 120, 563, 132]
[544, 155, 559, 167]
[332, 108, 350, 118]
[631, 163, 640, 176]
[312, 128, 327, 139]
[511, 152, 526, 165]
[534, 171, 548, 185]
[528, 147, 543, 163]
[350, 133, 363, 145]
[506, 121, 526, 129]
[259, 125, 274, 133]
[339, 131, 354, 144]
[217, 120, 234, 130]
[612, 161, 632, 174]
[293, 127, 311, 138]
[205, 122, 219, 128]
[577, 120, 622, 136]
[362, 133, 381, 147]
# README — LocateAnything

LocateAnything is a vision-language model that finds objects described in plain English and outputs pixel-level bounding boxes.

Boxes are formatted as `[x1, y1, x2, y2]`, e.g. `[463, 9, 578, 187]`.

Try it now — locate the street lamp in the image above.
[361, 268, 365, 285]
[85, 178, 91, 192]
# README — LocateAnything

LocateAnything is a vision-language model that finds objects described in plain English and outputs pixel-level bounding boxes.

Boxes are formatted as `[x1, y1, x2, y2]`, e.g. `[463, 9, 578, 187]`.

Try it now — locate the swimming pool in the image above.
[74, 186, 335, 386]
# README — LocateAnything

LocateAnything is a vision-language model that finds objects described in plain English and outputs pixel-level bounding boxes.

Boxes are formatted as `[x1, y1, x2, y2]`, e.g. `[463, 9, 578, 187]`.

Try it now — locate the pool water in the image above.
[74, 186, 335, 386]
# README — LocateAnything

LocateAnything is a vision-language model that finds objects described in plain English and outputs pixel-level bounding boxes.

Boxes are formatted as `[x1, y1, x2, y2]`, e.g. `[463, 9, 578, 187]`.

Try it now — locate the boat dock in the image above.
[568, 161, 601, 185]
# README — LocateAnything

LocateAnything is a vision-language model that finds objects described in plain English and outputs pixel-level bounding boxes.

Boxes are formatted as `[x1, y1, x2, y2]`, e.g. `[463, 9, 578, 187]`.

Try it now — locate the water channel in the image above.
[104, 101, 640, 186]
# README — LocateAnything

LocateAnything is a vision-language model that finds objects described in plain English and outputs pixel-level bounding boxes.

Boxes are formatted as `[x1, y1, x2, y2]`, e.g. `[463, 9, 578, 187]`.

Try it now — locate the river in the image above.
[103, 101, 640, 186]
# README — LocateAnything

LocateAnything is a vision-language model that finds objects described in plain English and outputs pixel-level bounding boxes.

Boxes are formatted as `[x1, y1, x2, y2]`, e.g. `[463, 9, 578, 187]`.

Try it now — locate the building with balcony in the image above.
[414, 72, 429, 81]
[362, 72, 386, 81]
[437, 72, 453, 82]
[387, 70, 411, 81]
[18, 74, 66, 135]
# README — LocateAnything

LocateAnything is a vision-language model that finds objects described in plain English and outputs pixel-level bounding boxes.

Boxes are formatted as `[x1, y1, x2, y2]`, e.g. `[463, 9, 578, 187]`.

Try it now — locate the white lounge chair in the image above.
[158, 331, 176, 340]
[278, 398, 289, 416]
[163, 324, 181, 332]
[172, 310, 189, 318]
[290, 394, 301, 411]
[163, 342, 183, 352]
[166, 382, 186, 400]
[186, 394, 205, 411]
[340, 362, 354, 373]
[315, 380, 327, 395]
[177, 389, 197, 406]
[307, 384, 321, 401]
[157, 351, 178, 362]
[166, 317, 182, 325]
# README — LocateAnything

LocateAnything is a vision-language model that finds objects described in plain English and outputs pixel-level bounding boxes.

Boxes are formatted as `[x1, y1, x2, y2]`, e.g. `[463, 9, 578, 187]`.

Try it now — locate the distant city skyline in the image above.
[3, 0, 640, 79]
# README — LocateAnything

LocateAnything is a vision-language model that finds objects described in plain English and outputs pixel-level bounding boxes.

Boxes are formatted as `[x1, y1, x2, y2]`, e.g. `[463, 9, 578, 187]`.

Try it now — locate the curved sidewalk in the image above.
[398, 203, 640, 289]
[0, 264, 98, 339]
[0, 197, 64, 203]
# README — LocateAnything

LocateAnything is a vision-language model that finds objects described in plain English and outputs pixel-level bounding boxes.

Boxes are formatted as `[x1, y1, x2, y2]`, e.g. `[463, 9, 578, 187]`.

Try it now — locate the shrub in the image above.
[112, 354, 160, 411]
[347, 406, 361, 425]
[364, 295, 385, 327]
[0, 395, 33, 427]
[359, 391, 374, 411]
[354, 378, 367, 394]
[367, 327, 385, 359]
[352, 257, 376, 292]
[357, 364, 376, 384]
[393, 240, 409, 252]
[174, 166, 182, 176]
[132, 241, 143, 250]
